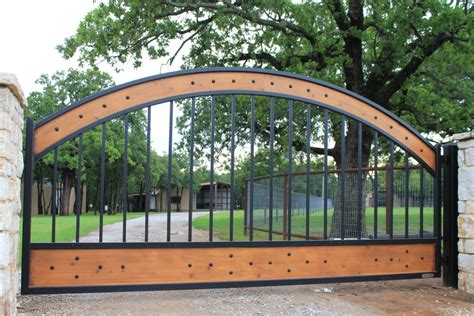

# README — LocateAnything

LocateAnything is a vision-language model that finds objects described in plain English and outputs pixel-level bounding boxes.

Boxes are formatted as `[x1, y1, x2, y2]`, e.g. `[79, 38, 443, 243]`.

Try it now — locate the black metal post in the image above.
[21, 118, 34, 294]
[442, 143, 458, 288]
[434, 144, 442, 277]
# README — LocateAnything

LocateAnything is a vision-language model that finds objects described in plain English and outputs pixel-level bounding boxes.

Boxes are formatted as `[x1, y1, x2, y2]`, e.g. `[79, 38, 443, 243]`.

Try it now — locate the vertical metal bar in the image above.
[99, 122, 106, 242]
[122, 114, 128, 242]
[145, 107, 151, 242]
[434, 144, 442, 276]
[305, 104, 311, 240]
[230, 96, 236, 241]
[389, 141, 394, 239]
[21, 118, 34, 294]
[283, 175, 288, 239]
[420, 167, 424, 238]
[340, 116, 346, 240]
[323, 109, 329, 240]
[167, 102, 173, 242]
[373, 131, 379, 239]
[243, 180, 248, 236]
[51, 148, 58, 242]
[442, 143, 459, 287]
[188, 98, 195, 242]
[269, 97, 275, 241]
[75, 134, 83, 243]
[287, 100, 293, 240]
[209, 97, 215, 241]
[357, 122, 362, 239]
[404, 152, 410, 238]
[249, 96, 255, 241]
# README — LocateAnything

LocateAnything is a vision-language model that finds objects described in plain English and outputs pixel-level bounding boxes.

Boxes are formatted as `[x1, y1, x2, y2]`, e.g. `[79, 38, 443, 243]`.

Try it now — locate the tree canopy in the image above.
[59, 0, 473, 141]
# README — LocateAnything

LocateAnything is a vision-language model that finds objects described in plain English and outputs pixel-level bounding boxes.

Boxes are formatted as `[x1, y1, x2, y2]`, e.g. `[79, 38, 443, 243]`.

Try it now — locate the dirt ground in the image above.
[18, 213, 474, 315]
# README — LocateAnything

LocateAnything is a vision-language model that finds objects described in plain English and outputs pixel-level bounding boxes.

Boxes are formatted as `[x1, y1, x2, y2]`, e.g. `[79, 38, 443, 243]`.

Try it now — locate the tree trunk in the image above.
[36, 181, 44, 215]
[159, 188, 163, 212]
[73, 183, 84, 215]
[138, 181, 144, 212]
[330, 121, 373, 238]
[60, 168, 74, 216]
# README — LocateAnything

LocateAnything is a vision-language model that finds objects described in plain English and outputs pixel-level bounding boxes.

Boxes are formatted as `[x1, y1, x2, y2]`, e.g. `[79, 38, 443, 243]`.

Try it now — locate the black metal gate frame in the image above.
[21, 68, 444, 295]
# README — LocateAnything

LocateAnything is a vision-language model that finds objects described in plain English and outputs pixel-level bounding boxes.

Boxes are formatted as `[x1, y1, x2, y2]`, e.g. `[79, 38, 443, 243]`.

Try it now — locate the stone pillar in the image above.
[455, 132, 474, 293]
[0, 74, 26, 315]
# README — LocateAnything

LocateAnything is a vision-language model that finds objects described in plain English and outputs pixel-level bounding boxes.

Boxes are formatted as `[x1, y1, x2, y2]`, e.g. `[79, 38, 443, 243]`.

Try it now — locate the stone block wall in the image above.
[455, 132, 474, 293]
[0, 74, 26, 315]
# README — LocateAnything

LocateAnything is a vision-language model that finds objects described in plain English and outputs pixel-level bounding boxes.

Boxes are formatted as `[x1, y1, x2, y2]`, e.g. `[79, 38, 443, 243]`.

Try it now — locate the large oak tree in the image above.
[58, 0, 473, 236]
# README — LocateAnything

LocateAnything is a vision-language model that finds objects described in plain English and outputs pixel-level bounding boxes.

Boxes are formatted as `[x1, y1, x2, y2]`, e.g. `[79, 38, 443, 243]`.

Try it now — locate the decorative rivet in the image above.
[287, 269, 291, 273]
[268, 261, 272, 265]
[75, 256, 80, 261]
[232, 79, 236, 83]
[191, 81, 195, 85]
[323, 260, 327, 264]
[188, 263, 192, 268]
[307, 88, 310, 92]
[252, 80, 255, 83]
[405, 265, 409, 268]
[421, 257, 424, 260]
[287, 253, 291, 257]
[390, 258, 394, 262]
[79, 114, 83, 119]
[420, 149, 424, 152]
[305, 260, 310, 264]
[98, 265, 103, 269]
[125, 96, 130, 100]
[324, 94, 328, 97]
[374, 258, 378, 262]
[229, 254, 234, 258]
[249, 262, 253, 266]
[54, 127, 59, 131]
[74, 275, 79, 279]
[374, 116, 378, 119]
[208, 262, 213, 267]
[229, 271, 233, 275]
[212, 79, 215, 83]
[405, 250, 409, 254]
[49, 266, 55, 270]
[102, 104, 107, 108]
[270, 81, 274, 85]
[390, 125, 393, 129]
[289, 84, 293, 88]
[121, 264, 126, 269]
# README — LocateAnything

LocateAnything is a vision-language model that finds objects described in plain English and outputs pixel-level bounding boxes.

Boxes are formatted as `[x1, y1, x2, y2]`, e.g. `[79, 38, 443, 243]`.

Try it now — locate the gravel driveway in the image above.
[17, 212, 474, 315]
[79, 211, 213, 242]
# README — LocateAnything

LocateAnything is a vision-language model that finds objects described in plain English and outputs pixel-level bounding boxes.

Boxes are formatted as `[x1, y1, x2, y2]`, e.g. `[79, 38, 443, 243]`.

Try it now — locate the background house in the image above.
[129, 182, 231, 212]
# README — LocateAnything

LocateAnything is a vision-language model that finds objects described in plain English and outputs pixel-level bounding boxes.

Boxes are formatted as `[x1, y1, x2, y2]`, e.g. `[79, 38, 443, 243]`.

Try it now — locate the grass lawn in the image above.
[193, 207, 434, 241]
[19, 212, 145, 264]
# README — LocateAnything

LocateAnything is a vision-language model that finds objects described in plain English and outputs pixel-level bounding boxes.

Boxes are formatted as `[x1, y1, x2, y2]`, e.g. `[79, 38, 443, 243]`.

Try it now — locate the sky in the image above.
[0, 0, 185, 153]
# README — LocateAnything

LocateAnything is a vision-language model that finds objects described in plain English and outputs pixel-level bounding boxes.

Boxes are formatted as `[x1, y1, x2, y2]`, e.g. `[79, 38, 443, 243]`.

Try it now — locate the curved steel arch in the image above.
[32, 67, 435, 172]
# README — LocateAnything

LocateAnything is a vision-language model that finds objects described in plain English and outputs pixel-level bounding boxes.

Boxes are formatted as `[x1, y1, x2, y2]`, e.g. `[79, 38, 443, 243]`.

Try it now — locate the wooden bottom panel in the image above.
[30, 244, 435, 287]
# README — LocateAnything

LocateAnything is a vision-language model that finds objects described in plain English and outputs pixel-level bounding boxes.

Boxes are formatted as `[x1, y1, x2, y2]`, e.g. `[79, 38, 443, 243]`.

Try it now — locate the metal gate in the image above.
[21, 68, 447, 294]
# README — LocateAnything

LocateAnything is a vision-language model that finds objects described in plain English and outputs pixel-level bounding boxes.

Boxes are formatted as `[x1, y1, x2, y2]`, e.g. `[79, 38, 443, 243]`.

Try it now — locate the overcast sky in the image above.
[0, 0, 185, 154]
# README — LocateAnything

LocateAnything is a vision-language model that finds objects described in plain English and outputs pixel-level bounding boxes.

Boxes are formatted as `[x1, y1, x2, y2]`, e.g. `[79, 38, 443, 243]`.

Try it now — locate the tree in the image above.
[58, 1, 473, 236]
[27, 68, 150, 216]
[27, 69, 115, 215]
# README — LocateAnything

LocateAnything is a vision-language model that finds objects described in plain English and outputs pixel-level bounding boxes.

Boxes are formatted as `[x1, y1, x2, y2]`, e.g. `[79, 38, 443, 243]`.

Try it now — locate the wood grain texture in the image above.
[30, 243, 435, 288]
[33, 71, 435, 171]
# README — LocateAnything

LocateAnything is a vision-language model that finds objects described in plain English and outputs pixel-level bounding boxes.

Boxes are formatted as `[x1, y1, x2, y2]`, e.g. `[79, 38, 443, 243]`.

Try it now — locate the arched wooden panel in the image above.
[33, 68, 435, 172]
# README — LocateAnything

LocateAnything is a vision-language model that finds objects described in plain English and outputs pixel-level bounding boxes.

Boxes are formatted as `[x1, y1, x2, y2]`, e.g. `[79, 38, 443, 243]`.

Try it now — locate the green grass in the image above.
[21, 212, 144, 243]
[193, 207, 434, 241]
[19, 212, 145, 264]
